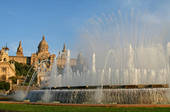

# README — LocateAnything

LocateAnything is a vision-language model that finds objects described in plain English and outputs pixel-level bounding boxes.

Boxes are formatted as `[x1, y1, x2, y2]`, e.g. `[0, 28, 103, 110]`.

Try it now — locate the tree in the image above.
[8, 76, 17, 84]
[10, 61, 36, 85]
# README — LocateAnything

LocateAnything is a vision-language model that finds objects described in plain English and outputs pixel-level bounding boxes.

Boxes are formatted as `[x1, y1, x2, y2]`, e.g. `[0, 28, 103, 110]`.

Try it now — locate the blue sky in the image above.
[0, 0, 170, 57]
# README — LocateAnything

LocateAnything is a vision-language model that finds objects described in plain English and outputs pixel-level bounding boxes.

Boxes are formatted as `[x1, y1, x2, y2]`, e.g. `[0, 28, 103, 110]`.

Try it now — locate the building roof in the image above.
[38, 35, 49, 52]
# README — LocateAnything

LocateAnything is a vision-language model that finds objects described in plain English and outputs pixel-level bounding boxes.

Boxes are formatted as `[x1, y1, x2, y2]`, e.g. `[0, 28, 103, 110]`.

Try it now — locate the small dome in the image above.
[38, 35, 49, 53]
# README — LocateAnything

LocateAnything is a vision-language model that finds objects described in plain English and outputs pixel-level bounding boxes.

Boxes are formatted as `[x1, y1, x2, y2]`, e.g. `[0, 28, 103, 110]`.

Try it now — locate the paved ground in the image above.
[1, 101, 170, 107]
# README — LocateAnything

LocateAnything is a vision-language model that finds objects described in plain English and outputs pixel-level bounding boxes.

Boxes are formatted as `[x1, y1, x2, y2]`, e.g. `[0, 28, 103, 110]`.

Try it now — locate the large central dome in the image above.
[38, 35, 49, 53]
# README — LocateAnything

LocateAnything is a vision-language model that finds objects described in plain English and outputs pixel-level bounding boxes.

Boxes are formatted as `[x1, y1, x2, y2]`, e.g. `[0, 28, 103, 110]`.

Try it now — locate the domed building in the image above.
[6, 35, 77, 86]
[29, 36, 56, 86]
[31, 35, 55, 69]
[38, 36, 49, 54]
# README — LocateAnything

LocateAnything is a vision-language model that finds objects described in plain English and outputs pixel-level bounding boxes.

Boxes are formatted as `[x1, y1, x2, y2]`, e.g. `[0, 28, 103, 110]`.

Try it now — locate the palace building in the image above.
[9, 35, 76, 68]
[0, 35, 77, 86]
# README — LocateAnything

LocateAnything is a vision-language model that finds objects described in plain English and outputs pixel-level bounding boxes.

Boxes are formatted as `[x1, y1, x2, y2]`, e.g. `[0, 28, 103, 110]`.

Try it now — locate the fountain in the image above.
[22, 10, 170, 104]
[25, 45, 170, 104]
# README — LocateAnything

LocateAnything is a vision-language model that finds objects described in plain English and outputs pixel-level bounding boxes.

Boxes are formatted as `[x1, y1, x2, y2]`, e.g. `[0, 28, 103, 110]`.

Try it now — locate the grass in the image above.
[0, 103, 170, 112]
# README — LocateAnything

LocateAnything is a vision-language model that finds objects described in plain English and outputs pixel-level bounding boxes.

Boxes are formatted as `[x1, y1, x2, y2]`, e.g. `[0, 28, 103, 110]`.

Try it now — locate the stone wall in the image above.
[9, 56, 31, 65]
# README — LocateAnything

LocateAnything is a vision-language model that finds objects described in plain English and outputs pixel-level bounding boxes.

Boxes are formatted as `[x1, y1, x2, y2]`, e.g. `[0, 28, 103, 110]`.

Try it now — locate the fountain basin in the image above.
[26, 86, 170, 104]
[41, 84, 169, 90]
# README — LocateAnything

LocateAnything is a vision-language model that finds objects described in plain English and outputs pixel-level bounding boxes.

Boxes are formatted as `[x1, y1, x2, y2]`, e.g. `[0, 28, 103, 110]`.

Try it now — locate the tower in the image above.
[16, 41, 23, 56]
[61, 43, 67, 58]
[0, 46, 9, 62]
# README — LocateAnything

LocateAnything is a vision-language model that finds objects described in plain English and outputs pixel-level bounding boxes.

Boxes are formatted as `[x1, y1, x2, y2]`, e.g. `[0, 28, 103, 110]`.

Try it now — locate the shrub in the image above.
[0, 81, 10, 91]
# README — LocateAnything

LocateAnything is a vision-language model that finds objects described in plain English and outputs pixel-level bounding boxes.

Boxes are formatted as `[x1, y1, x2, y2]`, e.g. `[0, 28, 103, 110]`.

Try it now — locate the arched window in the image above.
[2, 67, 6, 72]
[3, 58, 6, 62]
[1, 75, 6, 81]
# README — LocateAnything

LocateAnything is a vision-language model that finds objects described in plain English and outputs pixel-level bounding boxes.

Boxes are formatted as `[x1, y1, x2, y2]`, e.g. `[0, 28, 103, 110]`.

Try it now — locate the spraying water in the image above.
[25, 10, 170, 104]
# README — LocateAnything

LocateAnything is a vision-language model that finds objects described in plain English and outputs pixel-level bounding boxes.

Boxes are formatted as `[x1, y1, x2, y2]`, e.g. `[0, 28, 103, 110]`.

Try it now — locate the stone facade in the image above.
[31, 36, 56, 69]
[35, 37, 76, 86]
[57, 43, 76, 68]
[9, 41, 31, 64]
[16, 41, 23, 56]
[8, 35, 76, 68]
[0, 47, 16, 82]
[5, 35, 77, 86]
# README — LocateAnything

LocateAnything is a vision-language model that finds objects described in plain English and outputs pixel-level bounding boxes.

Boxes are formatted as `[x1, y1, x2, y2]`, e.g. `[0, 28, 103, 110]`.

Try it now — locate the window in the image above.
[3, 58, 6, 62]
[1, 75, 6, 81]
[2, 67, 7, 72]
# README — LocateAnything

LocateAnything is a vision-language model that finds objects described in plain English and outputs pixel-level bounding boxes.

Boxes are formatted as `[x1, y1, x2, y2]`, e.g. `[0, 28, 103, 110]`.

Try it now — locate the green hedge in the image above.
[0, 81, 10, 91]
